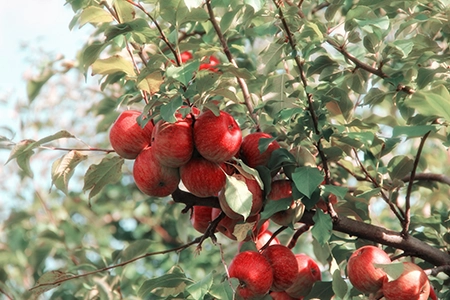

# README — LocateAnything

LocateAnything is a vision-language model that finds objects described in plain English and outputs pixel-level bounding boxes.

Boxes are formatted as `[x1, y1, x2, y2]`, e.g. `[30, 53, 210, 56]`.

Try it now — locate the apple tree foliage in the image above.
[1, 0, 450, 299]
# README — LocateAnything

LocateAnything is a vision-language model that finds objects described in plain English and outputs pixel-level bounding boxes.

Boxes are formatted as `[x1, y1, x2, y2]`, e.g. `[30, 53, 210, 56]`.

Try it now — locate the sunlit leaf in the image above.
[311, 209, 333, 245]
[137, 71, 164, 95]
[91, 55, 136, 76]
[83, 156, 124, 199]
[405, 85, 450, 122]
[79, 6, 113, 28]
[186, 271, 214, 300]
[223, 175, 253, 220]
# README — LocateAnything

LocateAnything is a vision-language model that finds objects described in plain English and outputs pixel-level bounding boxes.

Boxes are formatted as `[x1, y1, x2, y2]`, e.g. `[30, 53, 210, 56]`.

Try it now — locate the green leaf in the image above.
[223, 175, 253, 220]
[113, 0, 135, 23]
[405, 85, 450, 122]
[387, 155, 414, 180]
[186, 271, 214, 300]
[166, 60, 200, 86]
[81, 41, 109, 72]
[160, 0, 189, 26]
[137, 71, 164, 95]
[307, 55, 338, 77]
[260, 197, 294, 220]
[27, 69, 55, 102]
[83, 156, 124, 199]
[79, 6, 113, 28]
[392, 125, 437, 138]
[208, 278, 236, 300]
[304, 281, 334, 300]
[374, 262, 404, 281]
[332, 269, 348, 299]
[121, 239, 152, 261]
[311, 209, 333, 245]
[224, 65, 255, 79]
[30, 271, 73, 296]
[104, 18, 151, 41]
[160, 96, 183, 123]
[91, 55, 136, 76]
[51, 150, 88, 195]
[138, 271, 192, 297]
[292, 166, 324, 198]
[321, 185, 347, 199]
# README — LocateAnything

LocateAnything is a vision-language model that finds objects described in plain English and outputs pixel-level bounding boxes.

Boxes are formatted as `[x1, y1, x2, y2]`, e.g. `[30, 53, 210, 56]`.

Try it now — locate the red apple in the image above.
[190, 206, 214, 234]
[180, 157, 226, 198]
[270, 291, 303, 300]
[255, 230, 280, 250]
[347, 245, 391, 294]
[382, 262, 430, 300]
[193, 110, 242, 163]
[262, 244, 298, 292]
[211, 208, 259, 241]
[180, 51, 193, 63]
[240, 132, 280, 168]
[133, 146, 180, 197]
[267, 180, 302, 226]
[199, 55, 220, 71]
[151, 118, 194, 168]
[109, 110, 153, 159]
[218, 173, 263, 220]
[286, 254, 322, 298]
[228, 251, 274, 299]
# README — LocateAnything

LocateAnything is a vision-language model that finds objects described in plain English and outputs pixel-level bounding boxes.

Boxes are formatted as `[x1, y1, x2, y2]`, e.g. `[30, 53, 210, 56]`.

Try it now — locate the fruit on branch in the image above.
[218, 173, 263, 219]
[180, 51, 193, 63]
[262, 244, 298, 292]
[239, 132, 280, 168]
[228, 250, 274, 300]
[382, 262, 430, 300]
[270, 291, 303, 300]
[133, 146, 180, 197]
[255, 230, 280, 250]
[193, 109, 242, 163]
[151, 118, 194, 168]
[180, 156, 226, 197]
[347, 245, 391, 294]
[190, 205, 214, 234]
[211, 208, 260, 241]
[267, 180, 301, 226]
[286, 254, 322, 298]
[199, 55, 220, 72]
[109, 110, 153, 159]
[316, 193, 338, 212]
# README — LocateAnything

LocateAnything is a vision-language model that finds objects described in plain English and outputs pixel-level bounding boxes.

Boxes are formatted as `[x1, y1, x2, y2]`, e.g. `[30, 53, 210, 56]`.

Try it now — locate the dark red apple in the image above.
[240, 132, 280, 168]
[262, 244, 298, 292]
[180, 51, 193, 63]
[109, 110, 153, 159]
[382, 262, 430, 300]
[286, 254, 322, 298]
[180, 157, 226, 198]
[133, 146, 180, 197]
[193, 110, 242, 163]
[218, 173, 263, 219]
[228, 251, 274, 299]
[199, 55, 220, 71]
[267, 180, 301, 226]
[190, 206, 214, 234]
[347, 245, 391, 294]
[151, 118, 194, 168]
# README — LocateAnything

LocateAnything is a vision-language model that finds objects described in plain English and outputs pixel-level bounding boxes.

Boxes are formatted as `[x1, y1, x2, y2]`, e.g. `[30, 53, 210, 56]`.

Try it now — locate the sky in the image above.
[0, 0, 90, 215]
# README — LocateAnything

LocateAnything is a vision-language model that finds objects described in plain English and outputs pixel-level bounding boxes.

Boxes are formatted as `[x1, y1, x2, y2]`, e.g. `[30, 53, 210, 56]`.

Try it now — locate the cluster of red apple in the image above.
[177, 51, 220, 72]
[227, 243, 321, 300]
[347, 245, 437, 300]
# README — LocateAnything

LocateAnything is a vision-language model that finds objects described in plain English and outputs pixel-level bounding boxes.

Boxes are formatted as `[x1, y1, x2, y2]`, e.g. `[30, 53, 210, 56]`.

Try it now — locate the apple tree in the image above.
[1, 0, 450, 299]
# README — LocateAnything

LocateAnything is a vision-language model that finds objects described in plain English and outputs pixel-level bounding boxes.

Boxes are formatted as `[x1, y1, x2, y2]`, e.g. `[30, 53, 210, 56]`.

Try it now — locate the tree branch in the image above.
[205, 0, 259, 127]
[402, 131, 431, 236]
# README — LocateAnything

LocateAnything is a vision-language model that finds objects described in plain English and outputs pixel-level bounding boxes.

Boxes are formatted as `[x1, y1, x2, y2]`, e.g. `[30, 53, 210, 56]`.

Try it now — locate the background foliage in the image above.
[1, 0, 450, 299]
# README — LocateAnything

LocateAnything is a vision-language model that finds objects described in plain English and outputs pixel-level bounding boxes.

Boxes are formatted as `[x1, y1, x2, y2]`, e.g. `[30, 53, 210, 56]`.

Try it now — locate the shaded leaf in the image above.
[166, 61, 200, 86]
[332, 269, 348, 299]
[83, 156, 124, 199]
[138, 269, 192, 297]
[387, 155, 414, 180]
[160, 96, 183, 123]
[186, 271, 214, 300]
[27, 69, 55, 102]
[292, 166, 324, 198]
[121, 239, 152, 261]
[311, 209, 332, 245]
[30, 270, 72, 296]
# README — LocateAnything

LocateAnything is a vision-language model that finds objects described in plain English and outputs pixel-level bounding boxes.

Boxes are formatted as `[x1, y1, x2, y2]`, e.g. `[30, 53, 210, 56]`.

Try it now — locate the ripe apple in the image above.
[228, 250, 274, 299]
[180, 157, 226, 197]
[347, 245, 391, 294]
[133, 146, 180, 197]
[193, 110, 242, 163]
[286, 254, 322, 298]
[240, 132, 280, 168]
[151, 118, 194, 168]
[255, 230, 280, 250]
[211, 208, 259, 241]
[199, 55, 220, 71]
[262, 244, 298, 292]
[218, 173, 263, 219]
[382, 262, 430, 300]
[267, 180, 302, 226]
[180, 51, 193, 63]
[270, 291, 303, 300]
[190, 206, 214, 234]
[109, 110, 153, 159]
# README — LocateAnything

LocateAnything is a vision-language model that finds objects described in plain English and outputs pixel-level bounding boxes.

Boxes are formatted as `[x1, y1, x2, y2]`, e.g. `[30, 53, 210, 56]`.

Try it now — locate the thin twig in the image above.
[402, 131, 431, 236]
[402, 173, 450, 186]
[259, 225, 288, 251]
[0, 288, 13, 300]
[205, 0, 259, 126]
[30, 238, 201, 291]
[40, 146, 115, 153]
[287, 224, 311, 249]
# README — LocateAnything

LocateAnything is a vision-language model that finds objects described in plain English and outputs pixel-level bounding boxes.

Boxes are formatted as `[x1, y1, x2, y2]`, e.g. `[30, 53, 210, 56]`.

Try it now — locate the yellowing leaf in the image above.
[233, 221, 256, 242]
[91, 55, 136, 76]
[137, 72, 164, 95]
[30, 270, 72, 296]
[51, 151, 88, 195]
